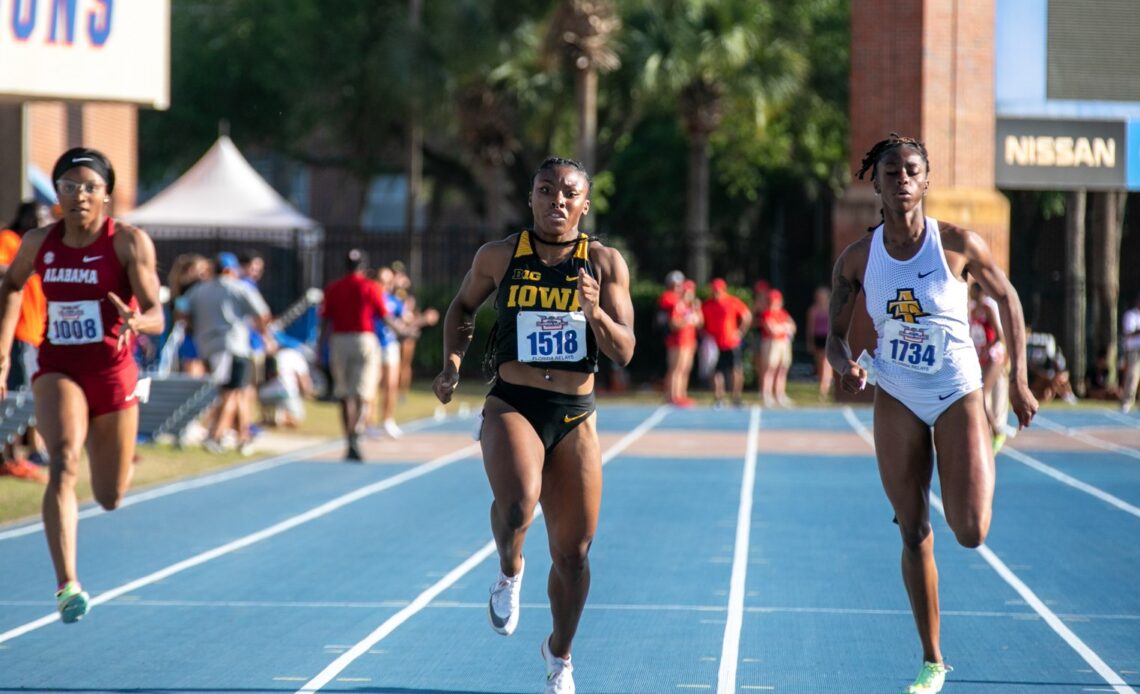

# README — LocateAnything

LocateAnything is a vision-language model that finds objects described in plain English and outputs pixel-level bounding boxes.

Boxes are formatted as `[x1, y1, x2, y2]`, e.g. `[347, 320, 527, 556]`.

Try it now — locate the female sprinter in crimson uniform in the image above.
[0, 148, 165, 624]
[827, 134, 1037, 693]
[433, 158, 635, 694]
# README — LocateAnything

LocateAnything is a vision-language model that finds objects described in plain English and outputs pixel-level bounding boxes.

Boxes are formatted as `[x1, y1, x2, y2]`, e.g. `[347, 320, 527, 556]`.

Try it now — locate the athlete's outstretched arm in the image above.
[580, 247, 635, 366]
[432, 243, 504, 404]
[113, 224, 166, 348]
[826, 242, 867, 394]
[962, 230, 1037, 428]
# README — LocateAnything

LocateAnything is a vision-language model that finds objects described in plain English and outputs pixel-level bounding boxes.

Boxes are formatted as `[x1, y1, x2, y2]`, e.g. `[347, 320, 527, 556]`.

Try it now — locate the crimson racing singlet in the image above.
[35, 218, 135, 373]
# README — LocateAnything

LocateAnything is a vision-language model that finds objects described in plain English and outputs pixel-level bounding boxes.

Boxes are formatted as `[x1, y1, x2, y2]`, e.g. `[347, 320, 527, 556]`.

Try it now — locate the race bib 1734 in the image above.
[880, 319, 946, 375]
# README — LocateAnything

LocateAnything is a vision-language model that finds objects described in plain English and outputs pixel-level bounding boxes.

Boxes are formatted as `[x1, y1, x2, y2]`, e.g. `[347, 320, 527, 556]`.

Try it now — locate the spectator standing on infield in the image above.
[391, 262, 439, 400]
[1122, 292, 1140, 413]
[180, 252, 272, 455]
[239, 250, 269, 424]
[0, 202, 49, 482]
[758, 288, 796, 407]
[371, 266, 405, 439]
[969, 282, 1010, 452]
[805, 286, 833, 401]
[667, 279, 702, 406]
[701, 278, 751, 408]
[320, 249, 396, 461]
[658, 270, 685, 403]
[750, 280, 772, 401]
[167, 253, 211, 376]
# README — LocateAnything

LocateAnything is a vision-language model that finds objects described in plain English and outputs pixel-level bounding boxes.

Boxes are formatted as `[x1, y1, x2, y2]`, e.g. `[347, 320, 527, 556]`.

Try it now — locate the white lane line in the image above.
[293, 405, 671, 694]
[842, 407, 1137, 694]
[34, 599, 1132, 622]
[0, 443, 481, 645]
[716, 406, 761, 694]
[1102, 411, 1140, 428]
[0, 413, 466, 541]
[1033, 414, 1140, 461]
[1001, 446, 1140, 519]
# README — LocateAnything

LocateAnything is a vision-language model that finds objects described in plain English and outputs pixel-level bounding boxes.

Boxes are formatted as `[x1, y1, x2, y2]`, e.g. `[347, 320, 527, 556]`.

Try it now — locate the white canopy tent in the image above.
[125, 135, 319, 232]
[124, 136, 323, 305]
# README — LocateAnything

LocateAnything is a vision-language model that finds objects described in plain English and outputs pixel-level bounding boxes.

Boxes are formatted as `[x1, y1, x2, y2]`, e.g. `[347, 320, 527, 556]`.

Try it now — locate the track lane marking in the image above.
[0, 442, 481, 645]
[716, 406, 761, 694]
[293, 406, 670, 694]
[1032, 414, 1140, 460]
[842, 407, 1137, 694]
[1000, 446, 1140, 519]
[0, 414, 465, 541]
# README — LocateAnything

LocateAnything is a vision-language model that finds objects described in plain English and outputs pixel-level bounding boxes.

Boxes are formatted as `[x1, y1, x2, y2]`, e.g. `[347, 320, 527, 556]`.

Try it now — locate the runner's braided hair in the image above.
[481, 157, 598, 382]
[856, 133, 930, 232]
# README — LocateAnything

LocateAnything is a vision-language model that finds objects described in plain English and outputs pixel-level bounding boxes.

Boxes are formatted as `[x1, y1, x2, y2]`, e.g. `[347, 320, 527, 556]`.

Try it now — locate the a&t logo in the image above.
[886, 289, 928, 324]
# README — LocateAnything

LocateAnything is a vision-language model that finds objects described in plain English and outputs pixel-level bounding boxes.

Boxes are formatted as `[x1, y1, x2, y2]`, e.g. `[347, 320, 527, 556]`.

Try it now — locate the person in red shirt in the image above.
[319, 249, 403, 461]
[758, 288, 797, 407]
[0, 148, 165, 624]
[667, 280, 702, 406]
[658, 270, 693, 405]
[750, 279, 771, 403]
[701, 278, 751, 407]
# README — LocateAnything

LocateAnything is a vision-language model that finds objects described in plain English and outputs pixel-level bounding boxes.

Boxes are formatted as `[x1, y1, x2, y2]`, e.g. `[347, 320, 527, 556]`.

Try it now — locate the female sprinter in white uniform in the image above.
[827, 134, 1037, 694]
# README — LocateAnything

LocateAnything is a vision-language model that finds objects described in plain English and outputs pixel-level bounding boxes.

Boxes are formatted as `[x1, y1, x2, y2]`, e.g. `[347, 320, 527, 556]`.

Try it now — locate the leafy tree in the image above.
[618, 0, 810, 284]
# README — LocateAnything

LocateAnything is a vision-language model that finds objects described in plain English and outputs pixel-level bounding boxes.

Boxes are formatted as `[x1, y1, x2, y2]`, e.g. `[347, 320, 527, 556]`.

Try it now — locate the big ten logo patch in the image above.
[512, 269, 542, 282]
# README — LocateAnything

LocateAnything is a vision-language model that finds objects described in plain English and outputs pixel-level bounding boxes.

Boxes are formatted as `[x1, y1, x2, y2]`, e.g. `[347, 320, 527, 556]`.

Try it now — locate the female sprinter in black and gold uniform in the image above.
[433, 157, 634, 694]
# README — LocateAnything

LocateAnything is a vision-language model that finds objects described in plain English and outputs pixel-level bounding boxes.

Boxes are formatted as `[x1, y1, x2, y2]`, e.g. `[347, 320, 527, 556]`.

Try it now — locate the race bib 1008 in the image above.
[880, 319, 946, 375]
[516, 311, 588, 363]
[47, 300, 104, 346]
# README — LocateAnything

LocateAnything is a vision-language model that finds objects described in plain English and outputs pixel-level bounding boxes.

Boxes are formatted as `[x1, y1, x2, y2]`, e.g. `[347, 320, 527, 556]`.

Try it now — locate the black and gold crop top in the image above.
[490, 230, 599, 374]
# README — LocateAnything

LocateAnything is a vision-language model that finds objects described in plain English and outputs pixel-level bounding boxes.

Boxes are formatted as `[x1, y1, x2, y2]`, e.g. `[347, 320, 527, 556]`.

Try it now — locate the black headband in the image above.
[52, 148, 115, 194]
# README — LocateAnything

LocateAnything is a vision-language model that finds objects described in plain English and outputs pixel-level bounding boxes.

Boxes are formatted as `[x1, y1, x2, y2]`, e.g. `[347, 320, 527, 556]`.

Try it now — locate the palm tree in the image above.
[623, 0, 807, 284]
[544, 0, 622, 176]
[455, 82, 522, 242]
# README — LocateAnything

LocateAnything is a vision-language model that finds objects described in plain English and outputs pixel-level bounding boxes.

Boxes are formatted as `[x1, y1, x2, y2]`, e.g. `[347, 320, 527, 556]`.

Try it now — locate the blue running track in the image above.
[1, 404, 1138, 693]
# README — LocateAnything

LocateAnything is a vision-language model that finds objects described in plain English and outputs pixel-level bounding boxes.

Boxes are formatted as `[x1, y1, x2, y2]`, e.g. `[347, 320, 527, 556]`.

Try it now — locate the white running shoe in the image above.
[382, 419, 403, 439]
[540, 636, 575, 694]
[487, 559, 524, 635]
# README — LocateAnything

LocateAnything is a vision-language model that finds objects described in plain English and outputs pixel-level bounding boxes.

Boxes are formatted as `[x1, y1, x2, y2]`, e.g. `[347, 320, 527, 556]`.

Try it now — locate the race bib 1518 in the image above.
[516, 311, 588, 363]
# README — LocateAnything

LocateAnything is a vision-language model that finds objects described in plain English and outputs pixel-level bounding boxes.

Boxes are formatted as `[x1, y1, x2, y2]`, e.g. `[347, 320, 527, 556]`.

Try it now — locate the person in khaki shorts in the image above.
[319, 249, 399, 461]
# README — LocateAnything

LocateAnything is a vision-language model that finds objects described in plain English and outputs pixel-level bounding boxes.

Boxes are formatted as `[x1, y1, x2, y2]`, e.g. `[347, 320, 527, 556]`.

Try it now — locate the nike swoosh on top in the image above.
[83, 255, 102, 263]
[563, 410, 590, 423]
[565, 275, 579, 282]
[917, 269, 937, 278]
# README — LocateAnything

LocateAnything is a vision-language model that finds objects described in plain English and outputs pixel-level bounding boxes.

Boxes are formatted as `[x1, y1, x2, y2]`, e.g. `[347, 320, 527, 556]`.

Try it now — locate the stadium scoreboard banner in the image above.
[995, 0, 1140, 191]
[0, 0, 169, 108]
[996, 117, 1140, 191]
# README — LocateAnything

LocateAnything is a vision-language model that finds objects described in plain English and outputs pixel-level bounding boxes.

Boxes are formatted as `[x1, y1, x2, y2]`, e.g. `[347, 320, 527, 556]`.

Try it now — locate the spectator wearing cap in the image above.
[665, 279, 702, 406]
[179, 251, 273, 454]
[701, 278, 751, 408]
[657, 270, 686, 403]
[319, 249, 406, 461]
[1121, 292, 1140, 413]
[238, 250, 270, 424]
[758, 288, 797, 407]
[750, 279, 772, 402]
